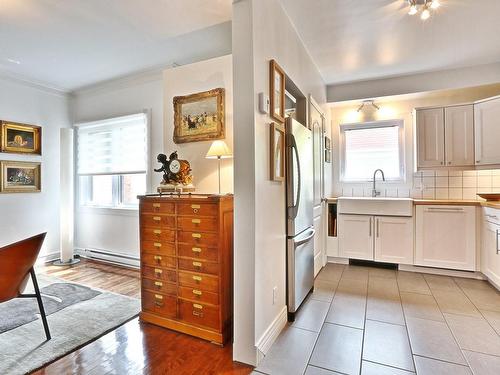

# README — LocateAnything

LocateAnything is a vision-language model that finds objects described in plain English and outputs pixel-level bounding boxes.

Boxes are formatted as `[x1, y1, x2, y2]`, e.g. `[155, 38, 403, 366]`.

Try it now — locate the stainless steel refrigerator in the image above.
[286, 117, 315, 321]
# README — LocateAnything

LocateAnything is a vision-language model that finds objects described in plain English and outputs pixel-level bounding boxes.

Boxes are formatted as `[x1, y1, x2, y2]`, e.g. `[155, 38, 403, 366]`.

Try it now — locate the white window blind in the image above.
[77, 113, 147, 176]
[341, 121, 404, 181]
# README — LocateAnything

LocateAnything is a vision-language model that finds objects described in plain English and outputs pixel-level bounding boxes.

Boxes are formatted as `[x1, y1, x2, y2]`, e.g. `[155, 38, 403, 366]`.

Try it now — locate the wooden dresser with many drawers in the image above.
[138, 194, 233, 345]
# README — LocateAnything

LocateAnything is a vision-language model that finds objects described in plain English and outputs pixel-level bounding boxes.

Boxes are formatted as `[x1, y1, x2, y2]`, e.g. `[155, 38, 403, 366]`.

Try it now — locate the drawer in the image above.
[178, 231, 218, 247]
[178, 271, 219, 293]
[141, 201, 175, 214]
[142, 278, 177, 296]
[178, 203, 217, 217]
[142, 265, 177, 283]
[142, 228, 176, 242]
[177, 216, 218, 232]
[178, 299, 220, 331]
[178, 258, 219, 276]
[141, 241, 175, 256]
[178, 286, 219, 305]
[142, 290, 177, 318]
[142, 253, 176, 269]
[178, 244, 219, 263]
[141, 214, 175, 229]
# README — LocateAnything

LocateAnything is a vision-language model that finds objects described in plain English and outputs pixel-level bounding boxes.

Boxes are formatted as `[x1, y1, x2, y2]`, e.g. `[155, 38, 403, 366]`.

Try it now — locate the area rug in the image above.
[0, 274, 141, 375]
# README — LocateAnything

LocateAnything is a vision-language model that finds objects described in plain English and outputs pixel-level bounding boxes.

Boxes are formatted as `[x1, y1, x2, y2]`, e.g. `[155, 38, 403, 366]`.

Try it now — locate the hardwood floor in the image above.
[33, 258, 253, 375]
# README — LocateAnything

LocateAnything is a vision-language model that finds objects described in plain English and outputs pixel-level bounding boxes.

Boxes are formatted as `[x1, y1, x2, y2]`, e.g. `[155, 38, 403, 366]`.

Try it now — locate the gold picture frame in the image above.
[173, 88, 225, 144]
[1, 121, 42, 155]
[0, 160, 41, 193]
[270, 122, 285, 182]
[269, 60, 286, 123]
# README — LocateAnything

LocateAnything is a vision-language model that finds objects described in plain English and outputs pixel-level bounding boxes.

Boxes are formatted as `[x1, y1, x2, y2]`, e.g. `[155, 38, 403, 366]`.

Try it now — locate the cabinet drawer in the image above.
[178, 299, 220, 331]
[141, 201, 175, 214]
[142, 278, 177, 296]
[178, 203, 217, 217]
[141, 214, 175, 229]
[178, 244, 219, 262]
[142, 265, 177, 283]
[141, 228, 176, 242]
[178, 258, 219, 275]
[141, 241, 175, 256]
[177, 216, 218, 232]
[178, 231, 218, 247]
[142, 290, 177, 318]
[178, 271, 219, 293]
[178, 286, 219, 305]
[142, 253, 176, 269]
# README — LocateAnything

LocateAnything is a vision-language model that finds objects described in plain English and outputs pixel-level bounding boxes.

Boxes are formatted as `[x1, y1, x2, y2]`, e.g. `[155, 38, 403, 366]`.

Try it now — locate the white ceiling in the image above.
[280, 0, 500, 85]
[0, 0, 232, 91]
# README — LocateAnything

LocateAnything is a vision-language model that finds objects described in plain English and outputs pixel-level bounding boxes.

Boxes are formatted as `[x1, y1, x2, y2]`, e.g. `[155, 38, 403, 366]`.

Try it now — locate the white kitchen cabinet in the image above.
[444, 105, 475, 167]
[338, 214, 373, 261]
[374, 216, 414, 265]
[416, 108, 445, 168]
[481, 208, 500, 287]
[475, 97, 500, 166]
[415, 205, 476, 271]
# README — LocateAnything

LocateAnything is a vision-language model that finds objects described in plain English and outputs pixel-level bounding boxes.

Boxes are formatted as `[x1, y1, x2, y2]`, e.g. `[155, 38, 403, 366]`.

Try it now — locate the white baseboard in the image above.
[36, 251, 60, 264]
[75, 247, 140, 269]
[398, 264, 486, 280]
[255, 305, 288, 364]
[327, 256, 349, 265]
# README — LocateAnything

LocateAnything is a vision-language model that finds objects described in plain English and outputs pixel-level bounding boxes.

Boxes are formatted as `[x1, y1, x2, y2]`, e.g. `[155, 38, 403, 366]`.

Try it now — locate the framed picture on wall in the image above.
[0, 160, 41, 193]
[269, 60, 285, 123]
[1, 121, 41, 155]
[173, 88, 225, 144]
[270, 122, 285, 182]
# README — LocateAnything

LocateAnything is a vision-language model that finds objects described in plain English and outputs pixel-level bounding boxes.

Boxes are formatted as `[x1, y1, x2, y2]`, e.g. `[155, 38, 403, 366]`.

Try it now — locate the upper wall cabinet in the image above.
[475, 97, 500, 166]
[416, 105, 474, 169]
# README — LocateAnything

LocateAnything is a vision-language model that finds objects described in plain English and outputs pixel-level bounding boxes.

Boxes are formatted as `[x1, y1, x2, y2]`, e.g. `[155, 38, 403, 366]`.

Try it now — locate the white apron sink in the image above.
[337, 197, 413, 217]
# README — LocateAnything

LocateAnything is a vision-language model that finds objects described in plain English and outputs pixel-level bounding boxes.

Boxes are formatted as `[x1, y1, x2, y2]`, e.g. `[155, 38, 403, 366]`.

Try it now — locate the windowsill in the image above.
[77, 205, 139, 217]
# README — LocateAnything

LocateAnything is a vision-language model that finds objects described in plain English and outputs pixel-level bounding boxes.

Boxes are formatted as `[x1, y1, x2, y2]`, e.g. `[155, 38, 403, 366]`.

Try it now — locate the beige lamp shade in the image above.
[206, 140, 232, 159]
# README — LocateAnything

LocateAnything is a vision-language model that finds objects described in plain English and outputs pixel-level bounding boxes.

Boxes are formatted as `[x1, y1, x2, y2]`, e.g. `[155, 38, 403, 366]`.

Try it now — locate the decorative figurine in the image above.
[155, 151, 195, 193]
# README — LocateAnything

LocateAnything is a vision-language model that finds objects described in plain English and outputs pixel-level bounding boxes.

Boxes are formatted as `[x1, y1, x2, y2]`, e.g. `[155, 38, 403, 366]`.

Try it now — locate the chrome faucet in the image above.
[372, 169, 385, 197]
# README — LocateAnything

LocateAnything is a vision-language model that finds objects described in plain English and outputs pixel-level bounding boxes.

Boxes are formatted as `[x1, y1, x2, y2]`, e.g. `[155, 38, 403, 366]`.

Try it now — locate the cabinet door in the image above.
[338, 214, 373, 261]
[416, 108, 445, 168]
[482, 219, 500, 286]
[374, 216, 414, 265]
[444, 105, 474, 167]
[475, 97, 500, 165]
[415, 206, 476, 271]
[313, 214, 323, 276]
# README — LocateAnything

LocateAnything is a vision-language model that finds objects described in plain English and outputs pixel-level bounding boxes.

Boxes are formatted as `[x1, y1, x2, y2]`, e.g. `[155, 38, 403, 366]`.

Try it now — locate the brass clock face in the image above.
[169, 159, 181, 174]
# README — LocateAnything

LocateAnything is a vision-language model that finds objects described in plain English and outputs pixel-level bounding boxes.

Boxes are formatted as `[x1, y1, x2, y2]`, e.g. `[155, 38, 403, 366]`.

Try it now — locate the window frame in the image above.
[339, 119, 405, 183]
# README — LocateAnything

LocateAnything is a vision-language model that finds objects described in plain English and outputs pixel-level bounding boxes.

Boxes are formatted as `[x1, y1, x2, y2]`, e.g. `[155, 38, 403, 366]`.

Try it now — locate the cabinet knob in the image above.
[476, 160, 481, 163]
[440, 161, 444, 165]
[448, 162, 452, 165]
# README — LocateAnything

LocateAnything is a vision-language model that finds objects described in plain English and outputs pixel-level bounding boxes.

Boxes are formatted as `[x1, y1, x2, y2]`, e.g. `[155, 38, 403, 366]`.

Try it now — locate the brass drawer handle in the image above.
[192, 310, 203, 317]
[154, 255, 162, 262]
[193, 303, 203, 309]
[192, 289, 202, 296]
[153, 216, 161, 222]
[154, 242, 162, 248]
[192, 233, 201, 239]
[154, 294, 163, 300]
[192, 247, 202, 253]
[154, 281, 163, 288]
[153, 229, 162, 235]
[191, 204, 201, 209]
[192, 261, 202, 268]
[154, 294, 163, 306]
[153, 203, 161, 208]
[192, 219, 201, 224]
[192, 275, 202, 282]
[154, 268, 163, 276]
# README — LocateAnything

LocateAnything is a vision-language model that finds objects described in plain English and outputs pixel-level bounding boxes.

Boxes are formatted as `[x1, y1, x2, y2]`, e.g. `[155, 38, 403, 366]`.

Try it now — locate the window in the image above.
[77, 113, 148, 208]
[340, 120, 404, 182]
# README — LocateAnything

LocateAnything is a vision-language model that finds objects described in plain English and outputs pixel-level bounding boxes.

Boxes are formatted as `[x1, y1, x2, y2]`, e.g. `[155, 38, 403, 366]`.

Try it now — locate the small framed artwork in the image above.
[0, 160, 41, 193]
[1, 121, 41, 154]
[325, 136, 331, 150]
[325, 149, 331, 163]
[269, 60, 285, 123]
[270, 122, 285, 182]
[173, 88, 225, 144]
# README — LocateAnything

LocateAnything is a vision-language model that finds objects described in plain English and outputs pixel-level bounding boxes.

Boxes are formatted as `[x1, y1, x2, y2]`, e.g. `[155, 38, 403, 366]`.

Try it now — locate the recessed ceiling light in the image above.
[6, 58, 21, 65]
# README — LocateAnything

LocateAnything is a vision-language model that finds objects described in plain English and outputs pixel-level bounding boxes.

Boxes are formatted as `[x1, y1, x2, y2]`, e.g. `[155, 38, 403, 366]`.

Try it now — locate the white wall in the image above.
[72, 55, 233, 258]
[0, 77, 71, 258]
[233, 0, 326, 365]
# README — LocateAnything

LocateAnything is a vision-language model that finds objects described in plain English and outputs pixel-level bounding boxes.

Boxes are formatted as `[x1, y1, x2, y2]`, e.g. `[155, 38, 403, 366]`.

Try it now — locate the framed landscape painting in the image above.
[1, 121, 41, 154]
[173, 88, 225, 144]
[0, 161, 41, 193]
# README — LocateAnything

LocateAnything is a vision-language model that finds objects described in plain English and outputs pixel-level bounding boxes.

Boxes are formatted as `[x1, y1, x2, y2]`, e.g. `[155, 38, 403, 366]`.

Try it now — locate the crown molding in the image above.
[0, 71, 70, 96]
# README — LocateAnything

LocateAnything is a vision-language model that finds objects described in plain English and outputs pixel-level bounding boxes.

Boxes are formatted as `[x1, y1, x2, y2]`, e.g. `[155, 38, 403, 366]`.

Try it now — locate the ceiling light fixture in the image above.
[406, 0, 441, 20]
[357, 100, 380, 112]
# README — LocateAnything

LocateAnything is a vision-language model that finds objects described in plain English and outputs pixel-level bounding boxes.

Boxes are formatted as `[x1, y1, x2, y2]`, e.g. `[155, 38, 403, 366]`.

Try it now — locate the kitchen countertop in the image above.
[327, 197, 500, 209]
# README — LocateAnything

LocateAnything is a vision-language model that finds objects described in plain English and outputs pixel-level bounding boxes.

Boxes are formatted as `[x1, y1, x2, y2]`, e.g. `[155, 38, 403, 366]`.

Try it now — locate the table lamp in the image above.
[206, 140, 232, 194]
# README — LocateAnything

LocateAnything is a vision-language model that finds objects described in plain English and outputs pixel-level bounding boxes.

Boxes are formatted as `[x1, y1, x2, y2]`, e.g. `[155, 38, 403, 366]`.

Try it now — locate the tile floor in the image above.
[253, 263, 500, 375]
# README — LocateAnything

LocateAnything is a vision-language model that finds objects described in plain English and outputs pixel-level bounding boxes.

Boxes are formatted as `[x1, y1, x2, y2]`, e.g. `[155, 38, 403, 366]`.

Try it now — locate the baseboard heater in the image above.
[75, 248, 140, 269]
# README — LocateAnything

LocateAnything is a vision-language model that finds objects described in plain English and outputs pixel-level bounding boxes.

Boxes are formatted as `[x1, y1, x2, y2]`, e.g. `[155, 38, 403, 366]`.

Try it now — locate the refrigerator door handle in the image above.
[287, 133, 302, 220]
[294, 228, 316, 247]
